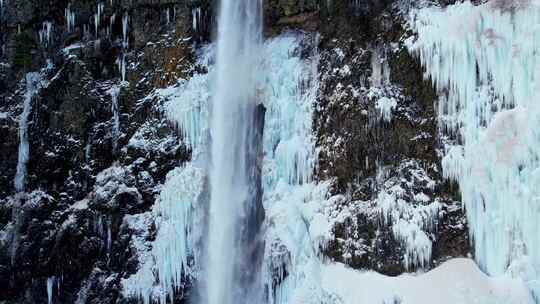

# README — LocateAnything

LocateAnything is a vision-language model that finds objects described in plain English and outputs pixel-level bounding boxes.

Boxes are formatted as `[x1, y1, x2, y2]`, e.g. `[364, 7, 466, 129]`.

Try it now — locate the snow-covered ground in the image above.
[322, 258, 532, 304]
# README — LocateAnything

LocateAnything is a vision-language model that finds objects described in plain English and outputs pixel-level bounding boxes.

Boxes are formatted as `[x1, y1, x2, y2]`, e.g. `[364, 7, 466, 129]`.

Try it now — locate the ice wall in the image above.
[409, 0, 540, 298]
[123, 45, 214, 304]
[121, 163, 205, 304]
[258, 33, 326, 304]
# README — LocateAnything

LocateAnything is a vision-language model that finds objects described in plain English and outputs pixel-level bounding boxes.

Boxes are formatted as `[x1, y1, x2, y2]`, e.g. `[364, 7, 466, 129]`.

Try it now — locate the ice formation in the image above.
[65, 5, 75, 32]
[370, 48, 397, 121]
[370, 48, 391, 88]
[14, 73, 42, 192]
[258, 33, 324, 304]
[94, 2, 104, 36]
[116, 55, 126, 83]
[121, 2, 540, 303]
[47, 276, 55, 304]
[376, 96, 397, 122]
[38, 22, 53, 46]
[409, 0, 540, 298]
[375, 164, 440, 271]
[121, 164, 205, 304]
[108, 13, 116, 37]
[163, 44, 213, 152]
[122, 45, 213, 304]
[192, 7, 202, 32]
[108, 85, 120, 151]
[122, 13, 129, 49]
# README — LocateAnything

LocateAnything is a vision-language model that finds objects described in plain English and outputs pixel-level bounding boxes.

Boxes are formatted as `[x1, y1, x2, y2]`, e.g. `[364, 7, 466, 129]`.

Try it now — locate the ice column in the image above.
[14, 73, 41, 192]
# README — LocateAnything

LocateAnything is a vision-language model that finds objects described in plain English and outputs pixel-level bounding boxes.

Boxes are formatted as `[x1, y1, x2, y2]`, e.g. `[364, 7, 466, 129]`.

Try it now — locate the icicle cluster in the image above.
[261, 35, 318, 186]
[65, 5, 75, 32]
[94, 2, 104, 36]
[122, 47, 215, 304]
[164, 45, 214, 152]
[376, 183, 439, 270]
[115, 55, 126, 83]
[192, 7, 202, 32]
[409, 0, 540, 297]
[258, 34, 325, 304]
[369, 47, 398, 122]
[38, 22, 53, 46]
[122, 164, 205, 304]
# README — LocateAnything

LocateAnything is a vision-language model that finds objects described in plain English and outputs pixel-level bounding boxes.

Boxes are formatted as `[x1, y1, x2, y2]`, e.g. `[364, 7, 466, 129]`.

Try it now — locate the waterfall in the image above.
[204, 0, 264, 304]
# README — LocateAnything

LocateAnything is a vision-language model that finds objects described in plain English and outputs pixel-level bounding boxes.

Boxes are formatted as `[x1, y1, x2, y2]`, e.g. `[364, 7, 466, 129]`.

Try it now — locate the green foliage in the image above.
[13, 32, 36, 69]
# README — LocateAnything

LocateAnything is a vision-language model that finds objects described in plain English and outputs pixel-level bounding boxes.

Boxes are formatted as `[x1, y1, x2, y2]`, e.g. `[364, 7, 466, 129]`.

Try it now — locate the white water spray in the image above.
[204, 1, 263, 304]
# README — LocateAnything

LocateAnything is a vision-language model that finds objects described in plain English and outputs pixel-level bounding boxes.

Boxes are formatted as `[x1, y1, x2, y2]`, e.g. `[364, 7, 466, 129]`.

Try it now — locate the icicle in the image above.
[85, 140, 91, 163]
[370, 47, 391, 88]
[192, 7, 201, 32]
[14, 73, 41, 192]
[83, 24, 89, 39]
[94, 2, 104, 37]
[166, 8, 170, 24]
[108, 85, 121, 151]
[47, 276, 55, 304]
[115, 54, 126, 82]
[38, 22, 53, 46]
[122, 12, 128, 49]
[65, 4, 75, 32]
[121, 164, 206, 304]
[109, 13, 116, 37]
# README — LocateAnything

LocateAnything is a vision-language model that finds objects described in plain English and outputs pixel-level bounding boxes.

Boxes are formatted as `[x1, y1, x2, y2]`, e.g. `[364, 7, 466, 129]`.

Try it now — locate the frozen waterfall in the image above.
[409, 0, 540, 300]
[14, 73, 42, 192]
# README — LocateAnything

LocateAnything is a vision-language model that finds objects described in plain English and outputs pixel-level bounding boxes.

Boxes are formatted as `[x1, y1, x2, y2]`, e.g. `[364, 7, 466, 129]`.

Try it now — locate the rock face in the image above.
[0, 0, 469, 303]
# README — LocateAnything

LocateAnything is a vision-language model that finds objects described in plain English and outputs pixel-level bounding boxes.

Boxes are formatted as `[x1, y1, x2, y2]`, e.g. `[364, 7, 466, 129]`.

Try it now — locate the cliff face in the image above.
[0, 0, 469, 303]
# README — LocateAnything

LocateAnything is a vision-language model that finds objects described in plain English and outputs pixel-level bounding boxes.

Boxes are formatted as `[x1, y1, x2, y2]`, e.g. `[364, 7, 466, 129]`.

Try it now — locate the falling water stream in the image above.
[205, 1, 264, 304]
